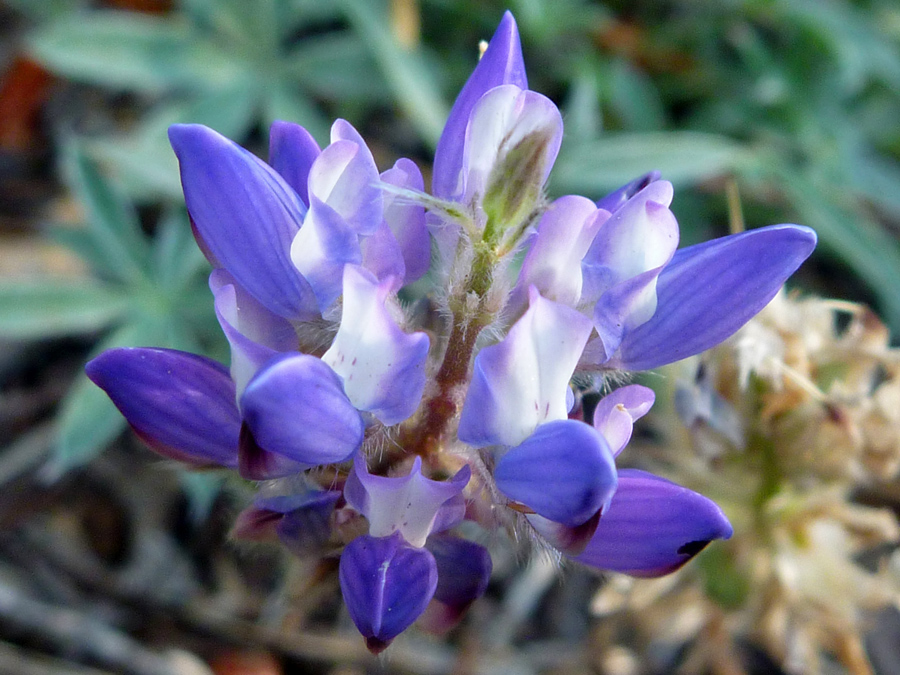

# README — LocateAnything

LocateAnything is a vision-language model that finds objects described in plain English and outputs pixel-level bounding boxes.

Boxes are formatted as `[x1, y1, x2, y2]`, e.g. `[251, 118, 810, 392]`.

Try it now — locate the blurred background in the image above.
[1, 0, 899, 673]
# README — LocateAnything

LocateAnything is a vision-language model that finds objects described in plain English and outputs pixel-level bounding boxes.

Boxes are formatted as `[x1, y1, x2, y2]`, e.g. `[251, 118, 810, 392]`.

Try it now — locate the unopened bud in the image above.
[482, 125, 556, 249]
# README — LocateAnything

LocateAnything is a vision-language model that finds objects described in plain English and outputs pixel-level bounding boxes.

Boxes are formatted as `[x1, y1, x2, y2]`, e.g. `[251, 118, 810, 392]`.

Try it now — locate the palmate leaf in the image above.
[262, 82, 332, 146]
[0, 281, 129, 339]
[150, 209, 209, 292]
[4, 0, 86, 21]
[86, 84, 259, 199]
[28, 10, 243, 93]
[562, 68, 602, 143]
[63, 145, 151, 283]
[283, 32, 389, 103]
[553, 131, 752, 197]
[604, 58, 666, 132]
[777, 0, 900, 94]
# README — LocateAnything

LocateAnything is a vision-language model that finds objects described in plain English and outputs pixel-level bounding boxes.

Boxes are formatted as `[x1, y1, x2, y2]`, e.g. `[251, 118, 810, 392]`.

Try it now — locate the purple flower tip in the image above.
[339, 532, 438, 652]
[86, 348, 240, 468]
[595, 171, 662, 213]
[572, 469, 733, 577]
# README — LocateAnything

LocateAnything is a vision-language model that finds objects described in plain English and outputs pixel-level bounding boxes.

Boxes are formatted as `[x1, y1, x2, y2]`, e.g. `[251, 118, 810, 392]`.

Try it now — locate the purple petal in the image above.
[345, 454, 470, 547]
[594, 171, 662, 213]
[510, 195, 606, 313]
[571, 469, 733, 577]
[609, 224, 817, 371]
[210, 270, 299, 396]
[309, 121, 382, 235]
[495, 419, 617, 527]
[240, 353, 364, 465]
[428, 535, 492, 607]
[339, 532, 438, 653]
[168, 124, 318, 321]
[269, 120, 321, 206]
[276, 490, 341, 555]
[361, 219, 406, 290]
[432, 11, 527, 199]
[592, 384, 655, 457]
[322, 265, 429, 426]
[381, 158, 430, 284]
[458, 288, 593, 448]
[526, 511, 601, 556]
[290, 195, 362, 311]
[238, 424, 314, 480]
[86, 348, 239, 468]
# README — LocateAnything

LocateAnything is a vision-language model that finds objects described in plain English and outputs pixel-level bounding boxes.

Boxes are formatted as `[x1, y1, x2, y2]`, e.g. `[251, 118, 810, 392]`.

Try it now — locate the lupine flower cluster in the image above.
[86, 12, 816, 652]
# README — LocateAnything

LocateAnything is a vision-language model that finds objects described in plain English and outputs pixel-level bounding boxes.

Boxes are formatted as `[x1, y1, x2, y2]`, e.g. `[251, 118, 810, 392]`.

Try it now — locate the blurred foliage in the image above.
[4, 0, 900, 477]
[25, 0, 446, 197]
[0, 144, 219, 472]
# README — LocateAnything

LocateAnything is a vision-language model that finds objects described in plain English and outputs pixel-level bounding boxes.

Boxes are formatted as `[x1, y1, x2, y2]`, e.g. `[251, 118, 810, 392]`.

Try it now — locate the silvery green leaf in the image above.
[262, 82, 331, 145]
[151, 209, 209, 291]
[562, 68, 602, 143]
[604, 58, 666, 131]
[0, 281, 129, 339]
[87, 84, 259, 199]
[64, 144, 150, 283]
[771, 164, 900, 332]
[28, 11, 243, 92]
[554, 132, 751, 197]
[340, 0, 448, 149]
[283, 32, 389, 102]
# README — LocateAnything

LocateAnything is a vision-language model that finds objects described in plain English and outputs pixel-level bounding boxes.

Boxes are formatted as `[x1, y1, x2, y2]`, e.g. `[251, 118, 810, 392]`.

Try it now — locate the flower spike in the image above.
[87, 11, 818, 651]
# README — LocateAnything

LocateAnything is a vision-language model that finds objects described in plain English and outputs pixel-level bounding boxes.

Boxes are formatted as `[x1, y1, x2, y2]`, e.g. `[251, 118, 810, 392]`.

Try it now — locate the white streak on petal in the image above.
[305, 121, 382, 235]
[458, 288, 593, 447]
[511, 195, 607, 313]
[290, 197, 362, 312]
[582, 181, 678, 305]
[462, 85, 563, 209]
[345, 455, 470, 547]
[323, 265, 429, 425]
[210, 270, 299, 398]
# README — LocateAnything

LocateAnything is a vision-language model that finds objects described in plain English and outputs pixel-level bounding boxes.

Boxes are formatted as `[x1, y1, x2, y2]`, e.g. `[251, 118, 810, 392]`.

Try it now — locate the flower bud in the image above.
[482, 124, 557, 247]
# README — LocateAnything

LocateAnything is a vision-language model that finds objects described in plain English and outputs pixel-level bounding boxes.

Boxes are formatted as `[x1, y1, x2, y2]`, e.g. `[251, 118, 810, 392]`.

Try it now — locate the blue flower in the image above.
[86, 10, 815, 651]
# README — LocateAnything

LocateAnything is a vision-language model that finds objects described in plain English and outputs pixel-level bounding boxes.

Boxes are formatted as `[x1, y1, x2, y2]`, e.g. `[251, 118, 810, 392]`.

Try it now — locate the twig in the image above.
[0, 639, 114, 675]
[0, 574, 202, 675]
